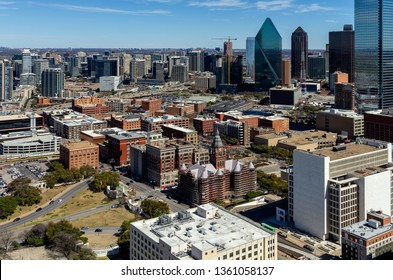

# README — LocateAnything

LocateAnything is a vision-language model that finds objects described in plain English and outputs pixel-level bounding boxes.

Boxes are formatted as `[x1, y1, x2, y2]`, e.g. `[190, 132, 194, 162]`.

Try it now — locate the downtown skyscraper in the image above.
[291, 27, 308, 81]
[254, 18, 282, 91]
[329, 25, 354, 86]
[355, 0, 393, 111]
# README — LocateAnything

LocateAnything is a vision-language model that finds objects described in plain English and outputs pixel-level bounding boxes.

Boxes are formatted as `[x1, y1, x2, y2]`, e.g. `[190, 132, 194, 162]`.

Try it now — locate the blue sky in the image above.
[0, 0, 354, 49]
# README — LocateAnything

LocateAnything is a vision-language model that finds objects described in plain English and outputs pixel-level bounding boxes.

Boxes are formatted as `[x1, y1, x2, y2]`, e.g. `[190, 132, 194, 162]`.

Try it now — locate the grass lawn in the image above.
[24, 189, 112, 226]
[71, 207, 135, 228]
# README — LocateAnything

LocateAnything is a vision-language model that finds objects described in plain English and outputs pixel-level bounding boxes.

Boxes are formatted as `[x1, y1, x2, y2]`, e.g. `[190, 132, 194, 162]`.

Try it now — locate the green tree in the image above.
[46, 220, 82, 244]
[80, 165, 97, 178]
[117, 230, 130, 255]
[140, 199, 169, 218]
[257, 171, 288, 196]
[0, 196, 18, 219]
[244, 191, 263, 201]
[25, 223, 47, 246]
[8, 177, 32, 192]
[43, 173, 57, 189]
[120, 219, 134, 232]
[90, 172, 120, 193]
[73, 247, 96, 260]
[14, 186, 42, 206]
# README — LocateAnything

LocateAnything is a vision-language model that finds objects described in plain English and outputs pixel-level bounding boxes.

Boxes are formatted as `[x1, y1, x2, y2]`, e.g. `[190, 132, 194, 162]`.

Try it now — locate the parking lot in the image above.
[0, 161, 49, 197]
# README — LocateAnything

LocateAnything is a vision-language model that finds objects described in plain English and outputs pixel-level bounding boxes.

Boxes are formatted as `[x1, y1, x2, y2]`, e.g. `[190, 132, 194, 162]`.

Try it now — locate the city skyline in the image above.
[0, 0, 353, 49]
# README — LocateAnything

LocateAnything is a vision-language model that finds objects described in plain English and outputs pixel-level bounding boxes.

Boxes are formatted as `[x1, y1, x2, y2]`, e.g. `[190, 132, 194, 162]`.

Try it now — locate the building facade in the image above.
[364, 109, 393, 143]
[329, 25, 355, 86]
[342, 211, 393, 260]
[291, 27, 308, 81]
[42, 68, 65, 97]
[355, 0, 393, 111]
[288, 139, 393, 241]
[60, 141, 99, 169]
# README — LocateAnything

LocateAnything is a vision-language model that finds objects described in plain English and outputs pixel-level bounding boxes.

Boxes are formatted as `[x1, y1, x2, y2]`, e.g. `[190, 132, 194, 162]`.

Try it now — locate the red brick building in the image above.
[167, 103, 194, 116]
[216, 111, 260, 128]
[141, 115, 190, 132]
[60, 141, 99, 169]
[73, 103, 110, 115]
[110, 115, 141, 131]
[364, 109, 393, 143]
[141, 98, 162, 116]
[107, 132, 146, 166]
[193, 116, 218, 136]
[259, 116, 290, 133]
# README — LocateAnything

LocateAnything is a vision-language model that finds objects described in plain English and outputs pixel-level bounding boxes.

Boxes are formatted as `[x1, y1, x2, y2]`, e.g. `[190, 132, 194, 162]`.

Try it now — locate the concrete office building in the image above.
[0, 132, 61, 159]
[269, 86, 301, 107]
[20, 73, 36, 86]
[33, 59, 49, 85]
[341, 211, 393, 260]
[364, 109, 393, 143]
[195, 72, 216, 90]
[187, 50, 205, 72]
[214, 120, 250, 147]
[288, 139, 393, 241]
[335, 83, 355, 110]
[99, 76, 121, 92]
[171, 64, 188, 83]
[0, 113, 43, 134]
[42, 68, 64, 97]
[130, 203, 277, 260]
[0, 60, 13, 100]
[53, 113, 107, 140]
[60, 141, 99, 169]
[316, 109, 364, 139]
[152, 61, 165, 82]
[130, 59, 146, 82]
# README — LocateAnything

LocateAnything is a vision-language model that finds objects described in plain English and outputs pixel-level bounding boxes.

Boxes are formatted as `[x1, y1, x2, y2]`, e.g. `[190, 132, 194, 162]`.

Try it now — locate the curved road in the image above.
[0, 179, 91, 232]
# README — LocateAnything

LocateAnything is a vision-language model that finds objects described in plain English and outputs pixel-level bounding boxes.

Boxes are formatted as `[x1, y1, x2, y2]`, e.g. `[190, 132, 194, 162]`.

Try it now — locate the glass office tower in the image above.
[254, 18, 282, 91]
[355, 0, 393, 111]
[246, 37, 255, 78]
[291, 27, 308, 81]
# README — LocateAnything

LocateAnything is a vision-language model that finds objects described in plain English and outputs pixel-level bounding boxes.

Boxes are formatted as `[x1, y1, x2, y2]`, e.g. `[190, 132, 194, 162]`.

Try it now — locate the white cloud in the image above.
[256, 0, 293, 11]
[28, 2, 171, 15]
[296, 3, 335, 13]
[189, 0, 249, 9]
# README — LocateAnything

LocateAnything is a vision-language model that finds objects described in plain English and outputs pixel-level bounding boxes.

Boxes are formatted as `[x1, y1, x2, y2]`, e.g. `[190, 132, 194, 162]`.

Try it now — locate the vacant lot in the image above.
[84, 233, 118, 249]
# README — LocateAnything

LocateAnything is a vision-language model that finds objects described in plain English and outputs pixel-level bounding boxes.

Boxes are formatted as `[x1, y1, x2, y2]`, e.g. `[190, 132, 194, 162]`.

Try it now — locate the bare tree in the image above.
[0, 231, 14, 252]
[52, 232, 79, 259]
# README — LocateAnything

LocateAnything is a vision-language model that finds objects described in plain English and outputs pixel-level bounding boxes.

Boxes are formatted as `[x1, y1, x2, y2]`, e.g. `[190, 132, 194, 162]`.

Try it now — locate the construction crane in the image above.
[213, 36, 238, 84]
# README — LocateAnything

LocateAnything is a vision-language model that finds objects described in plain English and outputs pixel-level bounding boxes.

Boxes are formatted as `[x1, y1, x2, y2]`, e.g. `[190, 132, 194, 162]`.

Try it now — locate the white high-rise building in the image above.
[288, 138, 393, 242]
[0, 60, 13, 101]
[130, 203, 277, 260]
[22, 49, 32, 74]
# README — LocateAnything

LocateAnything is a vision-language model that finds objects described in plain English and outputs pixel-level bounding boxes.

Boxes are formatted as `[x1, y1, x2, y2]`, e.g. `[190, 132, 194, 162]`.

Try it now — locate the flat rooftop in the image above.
[62, 141, 98, 150]
[131, 203, 273, 260]
[343, 219, 393, 240]
[320, 109, 364, 119]
[108, 131, 146, 141]
[0, 113, 42, 121]
[259, 115, 289, 121]
[81, 128, 124, 138]
[312, 143, 381, 161]
[162, 124, 196, 133]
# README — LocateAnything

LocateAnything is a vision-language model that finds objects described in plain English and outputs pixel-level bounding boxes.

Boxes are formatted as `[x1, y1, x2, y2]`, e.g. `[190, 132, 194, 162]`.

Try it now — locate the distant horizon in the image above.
[0, 1, 354, 49]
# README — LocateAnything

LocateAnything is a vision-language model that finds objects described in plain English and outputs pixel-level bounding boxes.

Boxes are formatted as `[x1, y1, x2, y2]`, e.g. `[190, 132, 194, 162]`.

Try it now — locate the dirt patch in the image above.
[72, 208, 135, 228]
[84, 233, 118, 248]
[8, 247, 63, 260]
